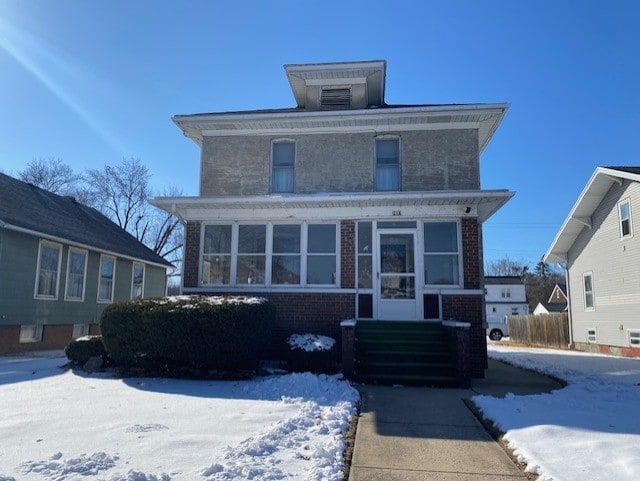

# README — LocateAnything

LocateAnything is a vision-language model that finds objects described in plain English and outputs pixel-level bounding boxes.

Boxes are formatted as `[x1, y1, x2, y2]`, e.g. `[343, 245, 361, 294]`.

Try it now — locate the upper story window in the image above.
[98, 255, 116, 303]
[618, 199, 633, 238]
[583, 272, 595, 310]
[65, 248, 87, 301]
[271, 141, 295, 193]
[131, 262, 145, 299]
[501, 288, 511, 298]
[35, 240, 62, 299]
[423, 221, 460, 286]
[375, 138, 400, 191]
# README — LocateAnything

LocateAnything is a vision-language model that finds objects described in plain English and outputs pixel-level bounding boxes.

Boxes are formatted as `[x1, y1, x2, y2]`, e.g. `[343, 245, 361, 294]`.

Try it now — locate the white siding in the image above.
[568, 179, 640, 348]
[484, 283, 528, 323]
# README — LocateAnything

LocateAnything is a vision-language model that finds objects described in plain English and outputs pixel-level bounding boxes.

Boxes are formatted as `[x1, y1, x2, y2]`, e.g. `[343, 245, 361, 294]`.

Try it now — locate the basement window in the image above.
[629, 330, 640, 347]
[320, 87, 351, 109]
[20, 325, 43, 343]
[587, 328, 596, 344]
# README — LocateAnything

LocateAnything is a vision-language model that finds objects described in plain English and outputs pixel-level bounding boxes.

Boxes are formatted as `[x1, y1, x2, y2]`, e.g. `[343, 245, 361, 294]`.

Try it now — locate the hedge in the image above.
[286, 334, 338, 373]
[65, 336, 108, 365]
[100, 296, 275, 371]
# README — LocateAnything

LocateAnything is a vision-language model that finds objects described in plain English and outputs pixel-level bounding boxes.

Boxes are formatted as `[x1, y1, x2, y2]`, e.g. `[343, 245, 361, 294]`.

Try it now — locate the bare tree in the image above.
[19, 157, 79, 194]
[485, 256, 529, 277]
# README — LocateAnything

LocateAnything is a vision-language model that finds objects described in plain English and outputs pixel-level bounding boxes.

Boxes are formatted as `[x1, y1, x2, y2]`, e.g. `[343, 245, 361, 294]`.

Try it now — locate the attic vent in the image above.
[321, 87, 351, 109]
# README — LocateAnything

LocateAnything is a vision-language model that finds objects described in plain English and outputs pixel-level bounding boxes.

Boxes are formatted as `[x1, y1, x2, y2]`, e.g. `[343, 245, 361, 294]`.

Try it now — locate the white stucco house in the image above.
[545, 166, 640, 357]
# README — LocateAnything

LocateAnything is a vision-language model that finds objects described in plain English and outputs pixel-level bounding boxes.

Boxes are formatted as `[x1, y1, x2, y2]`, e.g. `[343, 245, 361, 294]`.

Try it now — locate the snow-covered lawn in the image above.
[474, 344, 640, 481]
[0, 352, 359, 481]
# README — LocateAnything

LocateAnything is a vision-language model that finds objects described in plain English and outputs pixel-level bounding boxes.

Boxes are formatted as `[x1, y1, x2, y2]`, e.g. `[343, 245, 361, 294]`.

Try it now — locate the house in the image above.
[152, 60, 514, 381]
[0, 173, 172, 354]
[545, 166, 640, 357]
[484, 276, 529, 335]
[533, 302, 567, 315]
[548, 283, 568, 304]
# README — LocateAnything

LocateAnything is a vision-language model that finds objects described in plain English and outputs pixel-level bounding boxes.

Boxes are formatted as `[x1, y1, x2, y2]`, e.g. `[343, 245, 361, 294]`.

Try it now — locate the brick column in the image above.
[443, 321, 471, 388]
[461, 218, 480, 289]
[340, 319, 356, 380]
[340, 220, 355, 289]
[183, 222, 201, 288]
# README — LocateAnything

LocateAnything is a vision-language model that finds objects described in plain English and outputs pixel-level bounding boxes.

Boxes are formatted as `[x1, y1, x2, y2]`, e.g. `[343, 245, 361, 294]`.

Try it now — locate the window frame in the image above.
[199, 222, 340, 288]
[64, 247, 88, 302]
[583, 272, 595, 311]
[587, 328, 597, 344]
[629, 330, 640, 348]
[20, 324, 43, 343]
[270, 139, 296, 194]
[34, 240, 63, 300]
[422, 220, 462, 288]
[72, 323, 90, 339]
[374, 136, 401, 192]
[131, 262, 145, 300]
[618, 198, 633, 239]
[501, 288, 512, 298]
[97, 255, 116, 304]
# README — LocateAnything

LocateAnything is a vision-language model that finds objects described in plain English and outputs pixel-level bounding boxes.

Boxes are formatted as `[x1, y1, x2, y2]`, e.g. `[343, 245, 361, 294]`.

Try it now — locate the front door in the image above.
[377, 231, 419, 320]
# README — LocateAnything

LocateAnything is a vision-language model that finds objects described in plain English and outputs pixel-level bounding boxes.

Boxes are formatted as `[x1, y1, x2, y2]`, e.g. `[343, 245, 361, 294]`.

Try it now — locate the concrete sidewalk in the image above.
[348, 359, 563, 481]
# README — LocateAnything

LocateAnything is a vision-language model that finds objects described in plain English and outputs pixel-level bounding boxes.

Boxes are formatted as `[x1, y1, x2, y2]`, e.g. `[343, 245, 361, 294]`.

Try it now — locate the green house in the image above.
[0, 173, 172, 354]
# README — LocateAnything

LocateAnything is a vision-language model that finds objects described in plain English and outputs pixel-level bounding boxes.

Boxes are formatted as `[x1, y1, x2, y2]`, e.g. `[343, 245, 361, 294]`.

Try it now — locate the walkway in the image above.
[349, 359, 562, 480]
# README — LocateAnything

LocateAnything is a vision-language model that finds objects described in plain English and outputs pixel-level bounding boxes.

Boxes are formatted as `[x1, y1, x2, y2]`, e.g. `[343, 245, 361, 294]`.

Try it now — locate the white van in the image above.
[486, 315, 509, 341]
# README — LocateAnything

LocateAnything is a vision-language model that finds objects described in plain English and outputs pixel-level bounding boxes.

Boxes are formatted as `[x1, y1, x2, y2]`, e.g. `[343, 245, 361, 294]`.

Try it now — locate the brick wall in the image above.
[0, 324, 82, 354]
[442, 294, 486, 378]
[462, 217, 481, 289]
[340, 220, 355, 289]
[183, 222, 201, 288]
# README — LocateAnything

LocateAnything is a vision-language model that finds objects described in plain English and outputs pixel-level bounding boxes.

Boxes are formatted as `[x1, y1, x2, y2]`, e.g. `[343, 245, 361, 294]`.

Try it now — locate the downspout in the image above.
[561, 261, 574, 349]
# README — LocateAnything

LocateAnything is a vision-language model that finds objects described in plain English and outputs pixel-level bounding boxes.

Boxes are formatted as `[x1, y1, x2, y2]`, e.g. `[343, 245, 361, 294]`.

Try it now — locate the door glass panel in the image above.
[380, 234, 414, 273]
[381, 276, 415, 299]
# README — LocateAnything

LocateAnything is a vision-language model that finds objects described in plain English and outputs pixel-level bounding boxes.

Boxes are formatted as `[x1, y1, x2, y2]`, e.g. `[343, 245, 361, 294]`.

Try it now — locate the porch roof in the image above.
[151, 190, 514, 224]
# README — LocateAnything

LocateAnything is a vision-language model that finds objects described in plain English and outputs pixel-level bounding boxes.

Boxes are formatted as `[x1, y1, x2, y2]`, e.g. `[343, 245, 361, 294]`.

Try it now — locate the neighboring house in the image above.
[0, 173, 172, 354]
[152, 60, 513, 379]
[545, 166, 640, 357]
[548, 283, 568, 304]
[533, 302, 567, 315]
[484, 276, 529, 337]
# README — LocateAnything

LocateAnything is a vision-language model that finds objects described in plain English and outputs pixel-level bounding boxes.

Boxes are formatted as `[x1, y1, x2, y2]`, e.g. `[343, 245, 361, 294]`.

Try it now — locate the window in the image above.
[511, 307, 519, 315]
[629, 330, 640, 347]
[424, 222, 460, 286]
[501, 288, 511, 298]
[200, 223, 339, 287]
[98, 255, 116, 303]
[583, 272, 594, 310]
[202, 225, 232, 285]
[618, 199, 633, 238]
[587, 328, 597, 343]
[65, 248, 87, 301]
[35, 241, 62, 298]
[375, 138, 400, 191]
[72, 323, 90, 339]
[20, 325, 43, 343]
[271, 141, 295, 193]
[357, 222, 373, 288]
[131, 262, 145, 299]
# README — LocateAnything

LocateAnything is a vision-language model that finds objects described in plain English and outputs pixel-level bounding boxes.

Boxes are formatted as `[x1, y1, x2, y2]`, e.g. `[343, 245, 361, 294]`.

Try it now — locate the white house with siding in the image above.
[545, 166, 640, 357]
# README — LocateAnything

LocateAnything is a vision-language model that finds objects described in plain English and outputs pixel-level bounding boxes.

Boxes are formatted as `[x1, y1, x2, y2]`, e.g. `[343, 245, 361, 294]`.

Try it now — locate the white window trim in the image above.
[131, 262, 146, 299]
[618, 198, 633, 239]
[628, 330, 640, 348]
[199, 222, 340, 288]
[374, 135, 401, 192]
[20, 324, 43, 343]
[34, 240, 63, 300]
[422, 219, 463, 289]
[270, 139, 296, 194]
[64, 247, 88, 302]
[587, 328, 597, 344]
[583, 272, 595, 311]
[97, 254, 117, 304]
[72, 323, 90, 339]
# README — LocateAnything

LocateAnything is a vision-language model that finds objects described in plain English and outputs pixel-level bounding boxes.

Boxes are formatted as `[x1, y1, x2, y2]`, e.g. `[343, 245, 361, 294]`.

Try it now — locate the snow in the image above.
[161, 295, 266, 306]
[0, 353, 359, 480]
[473, 344, 640, 481]
[287, 334, 336, 352]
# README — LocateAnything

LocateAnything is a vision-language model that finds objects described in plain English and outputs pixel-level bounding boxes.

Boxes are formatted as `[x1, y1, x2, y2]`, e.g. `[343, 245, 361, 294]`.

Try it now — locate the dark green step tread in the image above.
[358, 349, 450, 356]
[356, 373, 458, 382]
[357, 360, 453, 368]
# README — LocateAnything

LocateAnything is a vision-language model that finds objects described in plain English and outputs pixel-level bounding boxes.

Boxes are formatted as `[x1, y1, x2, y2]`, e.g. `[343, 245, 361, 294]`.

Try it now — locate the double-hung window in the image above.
[65, 248, 87, 301]
[98, 255, 116, 303]
[424, 222, 460, 286]
[272, 141, 295, 193]
[375, 138, 400, 191]
[501, 288, 511, 298]
[618, 199, 633, 238]
[131, 262, 145, 299]
[200, 223, 338, 287]
[583, 273, 594, 310]
[35, 241, 62, 298]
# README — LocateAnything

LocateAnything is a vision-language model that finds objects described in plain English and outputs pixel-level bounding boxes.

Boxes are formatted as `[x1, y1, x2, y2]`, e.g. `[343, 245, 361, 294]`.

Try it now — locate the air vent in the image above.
[630, 330, 640, 347]
[587, 329, 596, 343]
[321, 87, 351, 109]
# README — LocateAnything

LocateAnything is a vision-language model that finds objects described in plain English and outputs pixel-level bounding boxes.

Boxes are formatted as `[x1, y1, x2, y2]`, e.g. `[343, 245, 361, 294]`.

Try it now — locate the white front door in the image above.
[376, 230, 419, 320]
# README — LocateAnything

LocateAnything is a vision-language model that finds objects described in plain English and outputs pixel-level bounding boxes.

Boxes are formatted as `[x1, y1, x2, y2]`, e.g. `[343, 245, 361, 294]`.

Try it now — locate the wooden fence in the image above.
[508, 313, 570, 349]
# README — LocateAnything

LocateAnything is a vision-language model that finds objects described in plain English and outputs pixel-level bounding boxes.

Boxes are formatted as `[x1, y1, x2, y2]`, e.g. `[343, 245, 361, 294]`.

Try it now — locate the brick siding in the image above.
[0, 324, 98, 355]
[442, 294, 486, 378]
[340, 220, 355, 289]
[462, 218, 481, 289]
[183, 222, 201, 288]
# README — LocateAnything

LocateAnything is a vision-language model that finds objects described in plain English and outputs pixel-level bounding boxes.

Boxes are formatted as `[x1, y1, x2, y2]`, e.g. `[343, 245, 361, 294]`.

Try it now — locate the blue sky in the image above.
[1, 0, 639, 267]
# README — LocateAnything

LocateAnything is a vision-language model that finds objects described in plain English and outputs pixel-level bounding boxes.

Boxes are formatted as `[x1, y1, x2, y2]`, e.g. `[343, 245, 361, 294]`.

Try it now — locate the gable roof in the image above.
[544, 167, 640, 263]
[537, 302, 568, 313]
[0, 173, 172, 268]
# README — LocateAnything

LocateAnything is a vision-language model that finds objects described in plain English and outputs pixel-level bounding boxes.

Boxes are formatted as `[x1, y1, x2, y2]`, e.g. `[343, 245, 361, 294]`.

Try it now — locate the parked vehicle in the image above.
[487, 315, 509, 341]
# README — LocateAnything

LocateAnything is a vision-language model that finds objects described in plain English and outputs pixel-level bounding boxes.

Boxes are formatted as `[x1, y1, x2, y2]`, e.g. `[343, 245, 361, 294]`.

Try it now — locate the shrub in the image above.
[65, 336, 108, 365]
[100, 296, 275, 372]
[286, 333, 337, 373]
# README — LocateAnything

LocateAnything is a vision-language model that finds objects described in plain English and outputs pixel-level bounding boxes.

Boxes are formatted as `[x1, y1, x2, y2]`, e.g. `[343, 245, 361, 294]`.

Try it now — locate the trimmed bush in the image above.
[100, 296, 275, 372]
[286, 333, 338, 373]
[65, 336, 108, 365]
